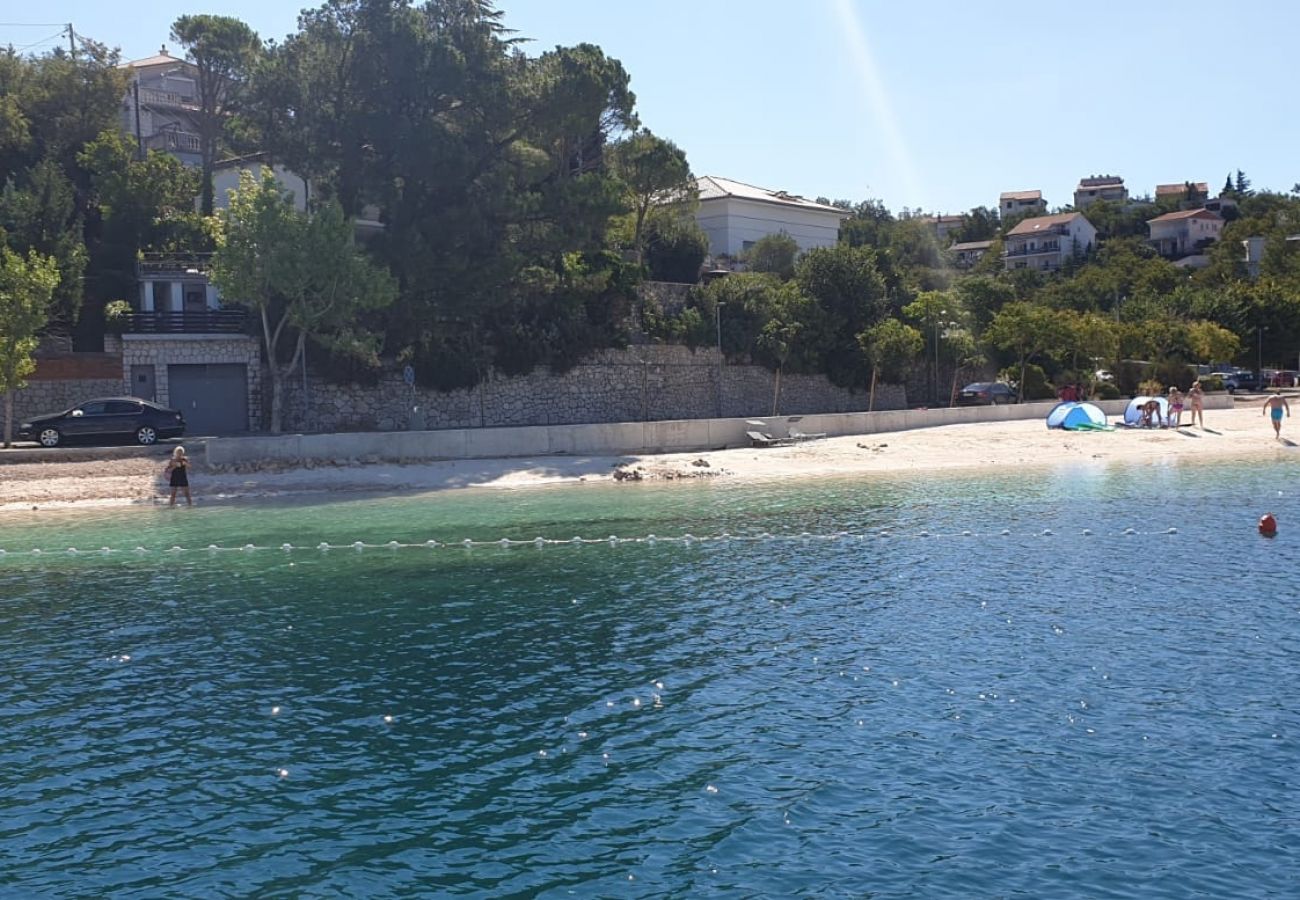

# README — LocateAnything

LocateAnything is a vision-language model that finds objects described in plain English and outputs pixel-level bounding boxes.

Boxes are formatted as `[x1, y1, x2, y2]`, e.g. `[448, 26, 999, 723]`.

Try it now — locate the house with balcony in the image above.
[119, 46, 202, 166]
[1073, 175, 1128, 209]
[122, 251, 260, 434]
[999, 190, 1047, 221]
[950, 240, 993, 269]
[1147, 209, 1223, 267]
[694, 176, 851, 259]
[1003, 212, 1096, 272]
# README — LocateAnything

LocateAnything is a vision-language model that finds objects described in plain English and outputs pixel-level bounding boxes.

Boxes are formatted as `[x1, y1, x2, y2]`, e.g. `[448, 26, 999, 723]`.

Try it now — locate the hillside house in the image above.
[1000, 190, 1047, 221]
[119, 46, 202, 166]
[694, 176, 851, 259]
[1003, 212, 1096, 272]
[1147, 209, 1223, 266]
[950, 240, 993, 269]
[1073, 175, 1128, 208]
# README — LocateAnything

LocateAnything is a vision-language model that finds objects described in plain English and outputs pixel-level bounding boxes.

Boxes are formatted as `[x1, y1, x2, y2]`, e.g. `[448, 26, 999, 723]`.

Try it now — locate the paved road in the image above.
[0, 439, 202, 466]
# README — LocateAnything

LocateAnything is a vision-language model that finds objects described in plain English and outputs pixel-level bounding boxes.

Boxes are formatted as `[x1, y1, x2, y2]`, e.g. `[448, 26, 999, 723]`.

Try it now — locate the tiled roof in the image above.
[696, 176, 849, 215]
[1000, 190, 1043, 202]
[1006, 212, 1085, 236]
[1076, 176, 1124, 188]
[120, 47, 191, 69]
[950, 240, 993, 251]
[1147, 209, 1223, 224]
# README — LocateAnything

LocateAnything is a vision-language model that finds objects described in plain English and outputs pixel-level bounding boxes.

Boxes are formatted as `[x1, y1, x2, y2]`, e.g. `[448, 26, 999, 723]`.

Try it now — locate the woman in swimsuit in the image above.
[165, 446, 192, 506]
[1167, 386, 1183, 428]
[1188, 381, 1204, 428]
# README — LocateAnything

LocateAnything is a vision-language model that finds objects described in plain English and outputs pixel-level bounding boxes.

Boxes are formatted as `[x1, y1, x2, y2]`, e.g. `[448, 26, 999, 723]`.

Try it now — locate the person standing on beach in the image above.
[164, 446, 192, 506]
[1263, 393, 1290, 440]
[1187, 381, 1204, 428]
[1168, 386, 1183, 428]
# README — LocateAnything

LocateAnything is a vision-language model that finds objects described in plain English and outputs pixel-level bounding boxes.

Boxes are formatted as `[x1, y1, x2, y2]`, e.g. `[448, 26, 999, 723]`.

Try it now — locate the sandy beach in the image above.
[0, 402, 1293, 511]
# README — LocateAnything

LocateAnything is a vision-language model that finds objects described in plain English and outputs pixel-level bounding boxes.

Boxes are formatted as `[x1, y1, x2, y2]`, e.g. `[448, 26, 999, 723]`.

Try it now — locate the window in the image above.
[106, 401, 142, 414]
[79, 401, 109, 415]
[741, 241, 755, 252]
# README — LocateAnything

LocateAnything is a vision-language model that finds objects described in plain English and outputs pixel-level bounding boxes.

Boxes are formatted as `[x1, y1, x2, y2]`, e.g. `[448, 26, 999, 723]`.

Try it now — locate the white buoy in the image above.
[282, 543, 293, 552]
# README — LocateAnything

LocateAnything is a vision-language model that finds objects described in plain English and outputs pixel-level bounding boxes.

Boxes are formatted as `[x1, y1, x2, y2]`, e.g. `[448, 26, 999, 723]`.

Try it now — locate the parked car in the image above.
[17, 397, 185, 448]
[1218, 371, 1264, 394]
[956, 382, 1018, 406]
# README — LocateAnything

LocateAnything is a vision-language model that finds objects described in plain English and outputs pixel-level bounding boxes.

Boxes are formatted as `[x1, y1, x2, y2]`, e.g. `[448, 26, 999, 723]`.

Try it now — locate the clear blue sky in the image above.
[8, 0, 1298, 214]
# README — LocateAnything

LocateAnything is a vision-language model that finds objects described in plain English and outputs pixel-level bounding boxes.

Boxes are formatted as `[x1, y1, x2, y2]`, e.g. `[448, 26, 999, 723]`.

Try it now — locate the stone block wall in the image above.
[11, 378, 127, 422]
[279, 345, 906, 433]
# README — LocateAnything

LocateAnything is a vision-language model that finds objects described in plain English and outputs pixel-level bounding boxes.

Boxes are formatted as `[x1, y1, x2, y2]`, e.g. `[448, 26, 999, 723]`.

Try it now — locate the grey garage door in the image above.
[168, 364, 249, 434]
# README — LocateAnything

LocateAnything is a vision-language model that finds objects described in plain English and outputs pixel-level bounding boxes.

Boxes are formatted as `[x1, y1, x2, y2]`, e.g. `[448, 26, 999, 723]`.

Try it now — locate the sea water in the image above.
[2, 460, 1299, 897]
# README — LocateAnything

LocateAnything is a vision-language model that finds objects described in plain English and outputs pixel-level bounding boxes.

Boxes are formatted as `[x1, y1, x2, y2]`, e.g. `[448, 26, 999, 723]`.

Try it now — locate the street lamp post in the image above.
[1258, 325, 1266, 380]
[716, 302, 725, 418]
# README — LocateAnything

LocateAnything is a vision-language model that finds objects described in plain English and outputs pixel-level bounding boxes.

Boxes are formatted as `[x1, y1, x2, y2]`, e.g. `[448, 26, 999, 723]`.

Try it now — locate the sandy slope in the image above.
[0, 402, 1292, 511]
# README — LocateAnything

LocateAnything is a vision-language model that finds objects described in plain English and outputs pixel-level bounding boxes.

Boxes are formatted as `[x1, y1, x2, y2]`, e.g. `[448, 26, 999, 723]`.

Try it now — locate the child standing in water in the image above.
[164, 446, 192, 506]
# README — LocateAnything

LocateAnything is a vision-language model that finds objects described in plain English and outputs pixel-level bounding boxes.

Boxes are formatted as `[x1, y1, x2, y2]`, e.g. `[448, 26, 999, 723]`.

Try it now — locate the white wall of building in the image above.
[212, 162, 309, 212]
[696, 198, 845, 257]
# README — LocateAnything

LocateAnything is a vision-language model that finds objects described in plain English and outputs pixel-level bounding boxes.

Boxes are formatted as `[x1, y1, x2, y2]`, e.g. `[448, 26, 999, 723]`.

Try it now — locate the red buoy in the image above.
[1259, 513, 1278, 537]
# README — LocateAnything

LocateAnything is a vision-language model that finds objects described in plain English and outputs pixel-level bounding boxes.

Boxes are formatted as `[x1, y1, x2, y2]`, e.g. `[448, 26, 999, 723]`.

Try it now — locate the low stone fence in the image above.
[205, 394, 1233, 467]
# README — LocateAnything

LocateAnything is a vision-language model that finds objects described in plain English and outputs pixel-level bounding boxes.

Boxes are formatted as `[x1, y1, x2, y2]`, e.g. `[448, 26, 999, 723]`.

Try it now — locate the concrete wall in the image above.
[204, 394, 1234, 467]
[280, 345, 905, 434]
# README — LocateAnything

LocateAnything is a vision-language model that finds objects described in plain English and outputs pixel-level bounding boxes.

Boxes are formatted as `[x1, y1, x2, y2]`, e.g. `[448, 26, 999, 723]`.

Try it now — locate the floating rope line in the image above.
[0, 527, 1188, 559]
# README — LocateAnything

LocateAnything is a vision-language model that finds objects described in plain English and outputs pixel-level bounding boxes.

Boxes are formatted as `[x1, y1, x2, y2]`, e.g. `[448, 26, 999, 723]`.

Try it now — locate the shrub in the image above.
[1093, 380, 1122, 400]
[1201, 375, 1225, 392]
[999, 363, 1055, 400]
[1138, 378, 1164, 396]
[103, 299, 132, 334]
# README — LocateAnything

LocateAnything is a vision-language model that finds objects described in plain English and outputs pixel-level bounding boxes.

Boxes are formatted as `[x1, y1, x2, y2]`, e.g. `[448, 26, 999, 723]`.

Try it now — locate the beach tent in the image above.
[1046, 401, 1108, 430]
[1123, 395, 1169, 426]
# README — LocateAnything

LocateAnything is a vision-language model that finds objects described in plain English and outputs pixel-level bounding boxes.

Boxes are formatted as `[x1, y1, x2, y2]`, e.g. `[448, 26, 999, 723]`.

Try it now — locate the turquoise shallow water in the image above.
[3, 460, 1300, 897]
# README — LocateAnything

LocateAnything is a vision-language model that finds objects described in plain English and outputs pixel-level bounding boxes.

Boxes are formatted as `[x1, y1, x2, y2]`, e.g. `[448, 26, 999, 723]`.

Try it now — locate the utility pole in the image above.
[66, 23, 75, 57]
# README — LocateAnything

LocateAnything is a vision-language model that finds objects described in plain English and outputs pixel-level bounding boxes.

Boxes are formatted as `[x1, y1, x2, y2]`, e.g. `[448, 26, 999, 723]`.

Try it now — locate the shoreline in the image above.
[1, 404, 1293, 513]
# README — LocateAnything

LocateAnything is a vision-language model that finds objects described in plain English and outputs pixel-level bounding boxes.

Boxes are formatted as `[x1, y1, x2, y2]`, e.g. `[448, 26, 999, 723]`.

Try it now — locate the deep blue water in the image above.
[2, 460, 1299, 897]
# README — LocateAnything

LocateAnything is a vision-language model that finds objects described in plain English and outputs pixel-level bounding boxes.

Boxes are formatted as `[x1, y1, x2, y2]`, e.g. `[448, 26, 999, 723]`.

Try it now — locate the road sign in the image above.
[402, 365, 415, 386]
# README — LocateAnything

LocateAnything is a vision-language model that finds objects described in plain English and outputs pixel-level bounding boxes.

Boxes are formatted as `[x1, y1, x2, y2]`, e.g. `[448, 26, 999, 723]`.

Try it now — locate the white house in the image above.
[1003, 212, 1096, 272]
[212, 153, 385, 236]
[694, 176, 851, 258]
[118, 46, 203, 167]
[1073, 175, 1127, 208]
[1147, 209, 1223, 263]
[999, 189, 1047, 221]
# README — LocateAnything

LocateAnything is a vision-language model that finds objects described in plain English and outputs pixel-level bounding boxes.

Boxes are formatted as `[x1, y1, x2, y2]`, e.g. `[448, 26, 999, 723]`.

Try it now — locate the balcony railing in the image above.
[1004, 242, 1061, 257]
[124, 309, 248, 335]
[138, 87, 197, 108]
[144, 129, 202, 154]
[138, 252, 214, 276]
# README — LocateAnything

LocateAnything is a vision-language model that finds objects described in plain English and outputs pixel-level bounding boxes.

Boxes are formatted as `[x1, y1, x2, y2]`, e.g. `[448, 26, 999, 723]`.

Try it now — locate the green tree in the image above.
[794, 244, 889, 387]
[608, 129, 692, 263]
[755, 281, 814, 415]
[746, 233, 799, 280]
[211, 172, 396, 432]
[171, 14, 262, 215]
[643, 217, 708, 283]
[858, 318, 922, 410]
[0, 249, 59, 446]
[1186, 319, 1240, 364]
[985, 302, 1068, 400]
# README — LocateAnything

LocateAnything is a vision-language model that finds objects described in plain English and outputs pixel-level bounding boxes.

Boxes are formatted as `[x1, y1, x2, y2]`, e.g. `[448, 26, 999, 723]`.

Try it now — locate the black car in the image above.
[17, 397, 185, 448]
[956, 382, 1018, 406]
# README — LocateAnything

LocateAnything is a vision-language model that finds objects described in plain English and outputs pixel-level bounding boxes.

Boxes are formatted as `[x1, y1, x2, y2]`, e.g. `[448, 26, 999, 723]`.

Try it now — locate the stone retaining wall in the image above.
[279, 345, 906, 433]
